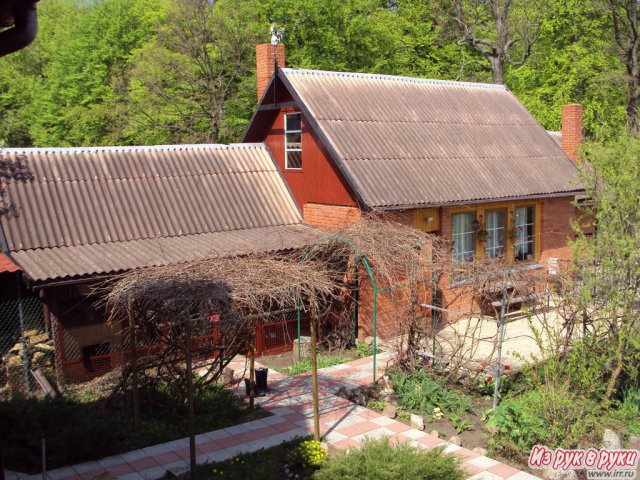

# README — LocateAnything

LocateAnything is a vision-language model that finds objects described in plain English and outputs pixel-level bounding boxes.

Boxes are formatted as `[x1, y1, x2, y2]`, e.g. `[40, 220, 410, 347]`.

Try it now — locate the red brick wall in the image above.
[303, 203, 362, 228]
[356, 273, 433, 340]
[540, 196, 577, 264]
[561, 104, 583, 163]
[256, 43, 285, 102]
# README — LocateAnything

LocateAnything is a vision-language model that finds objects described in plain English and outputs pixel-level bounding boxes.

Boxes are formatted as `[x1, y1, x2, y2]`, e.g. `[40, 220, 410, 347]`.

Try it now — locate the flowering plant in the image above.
[291, 439, 328, 468]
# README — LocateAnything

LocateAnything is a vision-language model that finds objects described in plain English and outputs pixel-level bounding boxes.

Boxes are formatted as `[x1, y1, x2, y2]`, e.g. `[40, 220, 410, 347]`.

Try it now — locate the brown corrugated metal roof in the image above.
[278, 69, 583, 208]
[1, 144, 317, 282]
[11, 225, 319, 282]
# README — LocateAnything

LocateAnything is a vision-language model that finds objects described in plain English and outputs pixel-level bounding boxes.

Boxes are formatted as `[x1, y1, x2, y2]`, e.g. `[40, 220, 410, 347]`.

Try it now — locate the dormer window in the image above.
[285, 112, 302, 170]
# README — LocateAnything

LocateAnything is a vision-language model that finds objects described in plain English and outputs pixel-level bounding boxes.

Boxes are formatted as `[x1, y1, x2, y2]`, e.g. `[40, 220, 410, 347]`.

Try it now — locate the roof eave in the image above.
[373, 190, 586, 211]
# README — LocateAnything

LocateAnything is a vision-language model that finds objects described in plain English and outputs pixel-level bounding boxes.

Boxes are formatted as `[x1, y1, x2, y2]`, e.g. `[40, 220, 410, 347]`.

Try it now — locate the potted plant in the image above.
[508, 228, 520, 241]
[477, 229, 489, 244]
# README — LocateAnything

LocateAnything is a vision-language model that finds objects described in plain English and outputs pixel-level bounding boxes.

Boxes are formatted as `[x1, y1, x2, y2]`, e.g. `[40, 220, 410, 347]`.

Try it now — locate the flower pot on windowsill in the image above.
[508, 229, 520, 242]
[477, 230, 489, 244]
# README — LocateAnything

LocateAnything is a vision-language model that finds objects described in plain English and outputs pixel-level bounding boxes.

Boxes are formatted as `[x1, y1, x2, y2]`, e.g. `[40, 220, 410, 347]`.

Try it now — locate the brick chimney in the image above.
[561, 104, 583, 163]
[256, 43, 285, 102]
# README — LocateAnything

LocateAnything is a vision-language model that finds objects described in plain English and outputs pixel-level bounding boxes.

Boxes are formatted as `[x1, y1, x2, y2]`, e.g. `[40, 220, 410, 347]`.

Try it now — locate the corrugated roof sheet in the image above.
[11, 225, 318, 282]
[1, 144, 317, 282]
[0, 253, 20, 273]
[279, 69, 583, 208]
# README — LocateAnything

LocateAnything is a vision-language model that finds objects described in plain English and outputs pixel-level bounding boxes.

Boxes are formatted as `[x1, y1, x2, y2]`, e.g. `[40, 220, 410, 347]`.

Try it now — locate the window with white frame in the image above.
[451, 212, 475, 262]
[514, 205, 535, 260]
[285, 112, 302, 169]
[485, 209, 506, 257]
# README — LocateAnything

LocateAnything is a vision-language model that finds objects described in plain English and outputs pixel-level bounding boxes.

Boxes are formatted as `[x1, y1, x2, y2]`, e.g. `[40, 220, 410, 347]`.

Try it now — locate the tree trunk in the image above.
[491, 57, 505, 85]
[605, 355, 624, 400]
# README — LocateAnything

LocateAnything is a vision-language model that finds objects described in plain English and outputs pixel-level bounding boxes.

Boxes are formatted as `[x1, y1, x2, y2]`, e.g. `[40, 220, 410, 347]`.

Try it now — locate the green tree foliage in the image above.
[126, 0, 261, 144]
[30, 0, 163, 146]
[573, 136, 640, 400]
[0, 0, 635, 146]
[507, 0, 626, 138]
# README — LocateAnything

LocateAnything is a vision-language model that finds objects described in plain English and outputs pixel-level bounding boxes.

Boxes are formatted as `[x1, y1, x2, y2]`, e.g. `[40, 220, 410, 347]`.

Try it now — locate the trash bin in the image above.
[255, 367, 268, 392]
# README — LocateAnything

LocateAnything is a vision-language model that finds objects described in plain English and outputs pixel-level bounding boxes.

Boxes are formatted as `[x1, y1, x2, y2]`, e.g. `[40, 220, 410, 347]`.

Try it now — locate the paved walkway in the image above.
[5, 353, 540, 480]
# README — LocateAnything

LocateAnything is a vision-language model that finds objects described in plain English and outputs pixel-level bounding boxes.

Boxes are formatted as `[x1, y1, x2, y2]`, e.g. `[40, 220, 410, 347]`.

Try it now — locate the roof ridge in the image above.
[281, 68, 507, 90]
[1, 143, 266, 155]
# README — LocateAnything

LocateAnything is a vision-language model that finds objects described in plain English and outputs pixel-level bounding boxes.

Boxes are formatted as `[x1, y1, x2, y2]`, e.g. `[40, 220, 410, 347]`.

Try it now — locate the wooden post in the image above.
[310, 302, 320, 441]
[249, 337, 256, 410]
[185, 317, 196, 476]
[128, 304, 140, 430]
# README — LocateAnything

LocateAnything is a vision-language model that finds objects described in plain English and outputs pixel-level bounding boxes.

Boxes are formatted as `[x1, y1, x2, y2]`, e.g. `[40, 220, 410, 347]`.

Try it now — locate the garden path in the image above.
[4, 353, 540, 480]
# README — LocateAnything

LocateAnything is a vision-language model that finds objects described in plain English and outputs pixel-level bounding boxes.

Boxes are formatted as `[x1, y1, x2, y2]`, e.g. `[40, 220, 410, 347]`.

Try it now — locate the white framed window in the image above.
[514, 205, 535, 260]
[452, 212, 475, 262]
[485, 209, 506, 257]
[285, 112, 302, 170]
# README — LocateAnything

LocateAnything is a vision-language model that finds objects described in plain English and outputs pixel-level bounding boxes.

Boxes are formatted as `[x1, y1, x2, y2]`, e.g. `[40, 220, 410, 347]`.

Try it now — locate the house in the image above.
[0, 143, 319, 384]
[244, 43, 586, 337]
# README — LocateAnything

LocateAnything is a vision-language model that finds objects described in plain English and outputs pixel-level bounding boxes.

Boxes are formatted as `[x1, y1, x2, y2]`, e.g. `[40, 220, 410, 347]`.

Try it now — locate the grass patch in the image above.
[314, 437, 464, 480]
[194, 438, 315, 480]
[0, 383, 258, 473]
[284, 354, 349, 375]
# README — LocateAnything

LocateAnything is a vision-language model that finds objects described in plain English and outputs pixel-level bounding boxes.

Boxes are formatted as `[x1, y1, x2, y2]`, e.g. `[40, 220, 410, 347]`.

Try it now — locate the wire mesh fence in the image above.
[0, 294, 48, 399]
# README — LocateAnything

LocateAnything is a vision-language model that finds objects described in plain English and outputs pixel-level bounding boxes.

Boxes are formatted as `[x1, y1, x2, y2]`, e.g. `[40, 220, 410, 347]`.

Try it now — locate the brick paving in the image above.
[5, 353, 540, 480]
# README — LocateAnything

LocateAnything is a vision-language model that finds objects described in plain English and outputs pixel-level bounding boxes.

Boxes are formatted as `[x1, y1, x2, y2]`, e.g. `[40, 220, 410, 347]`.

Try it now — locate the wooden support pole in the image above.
[310, 302, 320, 441]
[249, 337, 256, 410]
[185, 317, 196, 476]
[128, 304, 140, 430]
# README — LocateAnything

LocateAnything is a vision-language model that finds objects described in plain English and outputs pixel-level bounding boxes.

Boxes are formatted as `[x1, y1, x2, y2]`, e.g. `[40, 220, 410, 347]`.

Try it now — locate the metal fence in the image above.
[0, 294, 48, 399]
[52, 309, 311, 385]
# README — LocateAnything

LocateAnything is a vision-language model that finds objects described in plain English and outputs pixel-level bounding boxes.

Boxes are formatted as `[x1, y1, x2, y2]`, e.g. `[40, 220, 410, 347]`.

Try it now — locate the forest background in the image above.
[0, 0, 634, 148]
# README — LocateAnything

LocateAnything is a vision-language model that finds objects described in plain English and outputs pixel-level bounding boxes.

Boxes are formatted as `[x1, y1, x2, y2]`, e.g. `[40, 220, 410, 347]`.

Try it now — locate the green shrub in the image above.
[486, 384, 603, 455]
[355, 342, 379, 358]
[367, 400, 388, 411]
[287, 354, 348, 375]
[313, 438, 464, 480]
[291, 439, 328, 468]
[388, 369, 474, 418]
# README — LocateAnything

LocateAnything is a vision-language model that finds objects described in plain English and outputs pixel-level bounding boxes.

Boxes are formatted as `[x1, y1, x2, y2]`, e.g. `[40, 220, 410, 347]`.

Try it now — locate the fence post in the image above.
[17, 276, 32, 392]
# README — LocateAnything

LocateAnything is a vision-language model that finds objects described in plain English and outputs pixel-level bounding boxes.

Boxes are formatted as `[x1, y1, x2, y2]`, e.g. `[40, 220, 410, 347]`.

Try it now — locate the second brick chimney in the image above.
[561, 104, 583, 164]
[256, 43, 285, 102]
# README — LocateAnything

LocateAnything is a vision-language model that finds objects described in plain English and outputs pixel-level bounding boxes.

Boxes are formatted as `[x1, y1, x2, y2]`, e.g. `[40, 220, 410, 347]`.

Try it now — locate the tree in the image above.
[574, 136, 640, 399]
[507, 0, 626, 138]
[453, 0, 543, 84]
[0, 152, 33, 218]
[607, 0, 640, 136]
[28, 0, 161, 146]
[126, 0, 260, 145]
